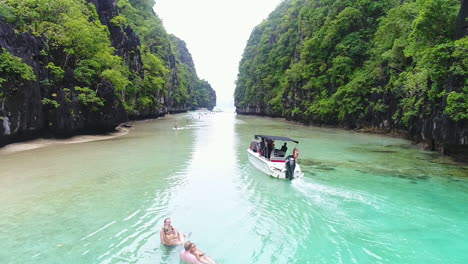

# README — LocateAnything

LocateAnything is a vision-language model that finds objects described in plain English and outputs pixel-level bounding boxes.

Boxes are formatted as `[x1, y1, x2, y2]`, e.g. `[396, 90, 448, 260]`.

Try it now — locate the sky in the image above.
[154, 0, 284, 110]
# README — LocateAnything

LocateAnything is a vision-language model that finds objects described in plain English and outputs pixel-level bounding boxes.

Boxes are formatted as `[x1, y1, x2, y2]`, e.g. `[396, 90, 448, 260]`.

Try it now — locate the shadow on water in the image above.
[299, 157, 438, 182]
[369, 149, 398, 153]
[348, 144, 467, 169]
[347, 145, 409, 154]
[299, 159, 336, 171]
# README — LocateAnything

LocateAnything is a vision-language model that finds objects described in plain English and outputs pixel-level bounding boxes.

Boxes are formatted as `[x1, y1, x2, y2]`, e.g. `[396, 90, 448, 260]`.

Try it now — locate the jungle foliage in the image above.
[0, 0, 215, 116]
[235, 0, 467, 129]
[0, 48, 36, 85]
[117, 0, 216, 112]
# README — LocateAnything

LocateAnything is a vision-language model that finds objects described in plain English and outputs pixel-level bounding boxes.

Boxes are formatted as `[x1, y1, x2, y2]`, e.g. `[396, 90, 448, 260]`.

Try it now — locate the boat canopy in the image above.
[255, 135, 299, 144]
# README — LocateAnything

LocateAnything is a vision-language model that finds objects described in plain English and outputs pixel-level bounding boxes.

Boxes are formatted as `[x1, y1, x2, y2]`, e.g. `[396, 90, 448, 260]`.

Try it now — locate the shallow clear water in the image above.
[0, 112, 467, 264]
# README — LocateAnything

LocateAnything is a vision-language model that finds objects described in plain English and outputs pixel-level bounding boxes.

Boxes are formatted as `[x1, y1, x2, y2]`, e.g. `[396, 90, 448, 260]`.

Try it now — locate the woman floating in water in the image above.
[163, 226, 180, 245]
[160, 218, 185, 246]
[190, 242, 216, 264]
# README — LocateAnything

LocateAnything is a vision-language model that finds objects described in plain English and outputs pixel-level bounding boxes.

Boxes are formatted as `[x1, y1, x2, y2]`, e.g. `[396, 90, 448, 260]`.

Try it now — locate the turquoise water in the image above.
[0, 112, 467, 264]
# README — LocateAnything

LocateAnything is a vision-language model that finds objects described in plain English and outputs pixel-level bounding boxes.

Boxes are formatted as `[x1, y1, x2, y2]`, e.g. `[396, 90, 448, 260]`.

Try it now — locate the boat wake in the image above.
[172, 127, 190, 130]
[290, 178, 393, 257]
[291, 178, 386, 210]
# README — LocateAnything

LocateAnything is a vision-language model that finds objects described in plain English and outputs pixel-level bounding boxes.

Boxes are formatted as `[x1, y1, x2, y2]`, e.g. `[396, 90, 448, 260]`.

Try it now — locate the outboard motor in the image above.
[285, 155, 296, 180]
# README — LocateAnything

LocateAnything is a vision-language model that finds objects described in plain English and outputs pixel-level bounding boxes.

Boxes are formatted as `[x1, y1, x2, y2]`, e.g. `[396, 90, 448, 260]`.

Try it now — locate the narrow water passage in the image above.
[0, 112, 467, 264]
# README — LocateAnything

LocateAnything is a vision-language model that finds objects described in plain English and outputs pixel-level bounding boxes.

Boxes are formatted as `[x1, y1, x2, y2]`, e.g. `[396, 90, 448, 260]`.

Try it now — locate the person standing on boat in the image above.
[259, 139, 266, 157]
[267, 140, 274, 159]
[250, 137, 259, 152]
[160, 218, 185, 246]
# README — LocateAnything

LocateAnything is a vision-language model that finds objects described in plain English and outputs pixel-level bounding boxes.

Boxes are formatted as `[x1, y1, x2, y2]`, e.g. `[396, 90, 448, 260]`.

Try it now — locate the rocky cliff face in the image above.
[91, 0, 167, 119]
[237, 102, 468, 162]
[235, 0, 467, 161]
[0, 0, 215, 147]
[0, 19, 128, 148]
[170, 35, 217, 111]
[88, 0, 143, 76]
[0, 0, 132, 147]
[0, 22, 44, 145]
[170, 36, 197, 77]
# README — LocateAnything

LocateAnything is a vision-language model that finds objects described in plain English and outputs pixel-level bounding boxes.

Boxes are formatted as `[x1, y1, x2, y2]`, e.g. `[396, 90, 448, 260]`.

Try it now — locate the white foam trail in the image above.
[123, 209, 141, 221]
[292, 178, 385, 210]
[362, 247, 383, 260]
[81, 221, 116, 241]
[114, 229, 128, 238]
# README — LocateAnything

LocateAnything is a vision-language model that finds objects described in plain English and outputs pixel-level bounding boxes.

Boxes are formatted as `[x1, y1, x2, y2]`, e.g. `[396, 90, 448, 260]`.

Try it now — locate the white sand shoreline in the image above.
[0, 124, 131, 155]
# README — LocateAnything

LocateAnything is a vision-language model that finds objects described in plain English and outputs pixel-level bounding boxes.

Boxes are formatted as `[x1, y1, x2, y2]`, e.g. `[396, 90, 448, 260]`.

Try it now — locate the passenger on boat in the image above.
[275, 142, 288, 157]
[190, 242, 216, 264]
[181, 241, 202, 264]
[250, 137, 259, 152]
[259, 139, 266, 157]
[160, 218, 185, 246]
[267, 140, 275, 159]
[281, 142, 288, 152]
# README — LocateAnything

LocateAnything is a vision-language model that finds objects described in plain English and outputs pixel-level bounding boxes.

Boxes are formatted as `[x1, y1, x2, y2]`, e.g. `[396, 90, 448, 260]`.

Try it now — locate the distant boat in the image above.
[247, 135, 304, 180]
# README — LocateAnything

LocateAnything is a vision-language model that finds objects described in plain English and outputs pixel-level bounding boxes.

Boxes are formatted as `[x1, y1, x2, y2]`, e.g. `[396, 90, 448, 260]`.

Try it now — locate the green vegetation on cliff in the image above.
[0, 0, 216, 119]
[3, 0, 120, 82]
[235, 0, 467, 132]
[116, 0, 216, 112]
[0, 48, 36, 84]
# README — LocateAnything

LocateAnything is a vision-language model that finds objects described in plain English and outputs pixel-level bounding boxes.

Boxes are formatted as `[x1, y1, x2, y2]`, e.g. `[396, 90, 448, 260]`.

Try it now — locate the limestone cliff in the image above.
[235, 0, 467, 161]
[0, 0, 216, 147]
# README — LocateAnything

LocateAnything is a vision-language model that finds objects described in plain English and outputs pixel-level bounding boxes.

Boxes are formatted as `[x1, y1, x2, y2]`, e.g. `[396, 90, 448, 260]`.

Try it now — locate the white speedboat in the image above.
[247, 135, 304, 180]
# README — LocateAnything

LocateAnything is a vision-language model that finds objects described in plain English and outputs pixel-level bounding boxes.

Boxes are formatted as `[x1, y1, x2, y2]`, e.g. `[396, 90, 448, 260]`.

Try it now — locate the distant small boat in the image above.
[247, 135, 304, 180]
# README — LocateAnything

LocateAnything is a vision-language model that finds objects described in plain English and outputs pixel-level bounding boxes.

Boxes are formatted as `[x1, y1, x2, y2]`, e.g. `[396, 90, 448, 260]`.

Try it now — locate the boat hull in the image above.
[247, 149, 303, 179]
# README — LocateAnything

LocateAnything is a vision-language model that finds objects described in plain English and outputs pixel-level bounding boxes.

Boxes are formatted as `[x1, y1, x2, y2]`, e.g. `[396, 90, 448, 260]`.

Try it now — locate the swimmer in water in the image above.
[162, 226, 180, 245]
[190, 242, 216, 264]
[180, 241, 201, 264]
[160, 218, 185, 246]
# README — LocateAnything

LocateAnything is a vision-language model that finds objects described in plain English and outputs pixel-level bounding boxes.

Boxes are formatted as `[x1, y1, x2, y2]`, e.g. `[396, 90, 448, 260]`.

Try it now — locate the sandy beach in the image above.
[0, 125, 130, 155]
